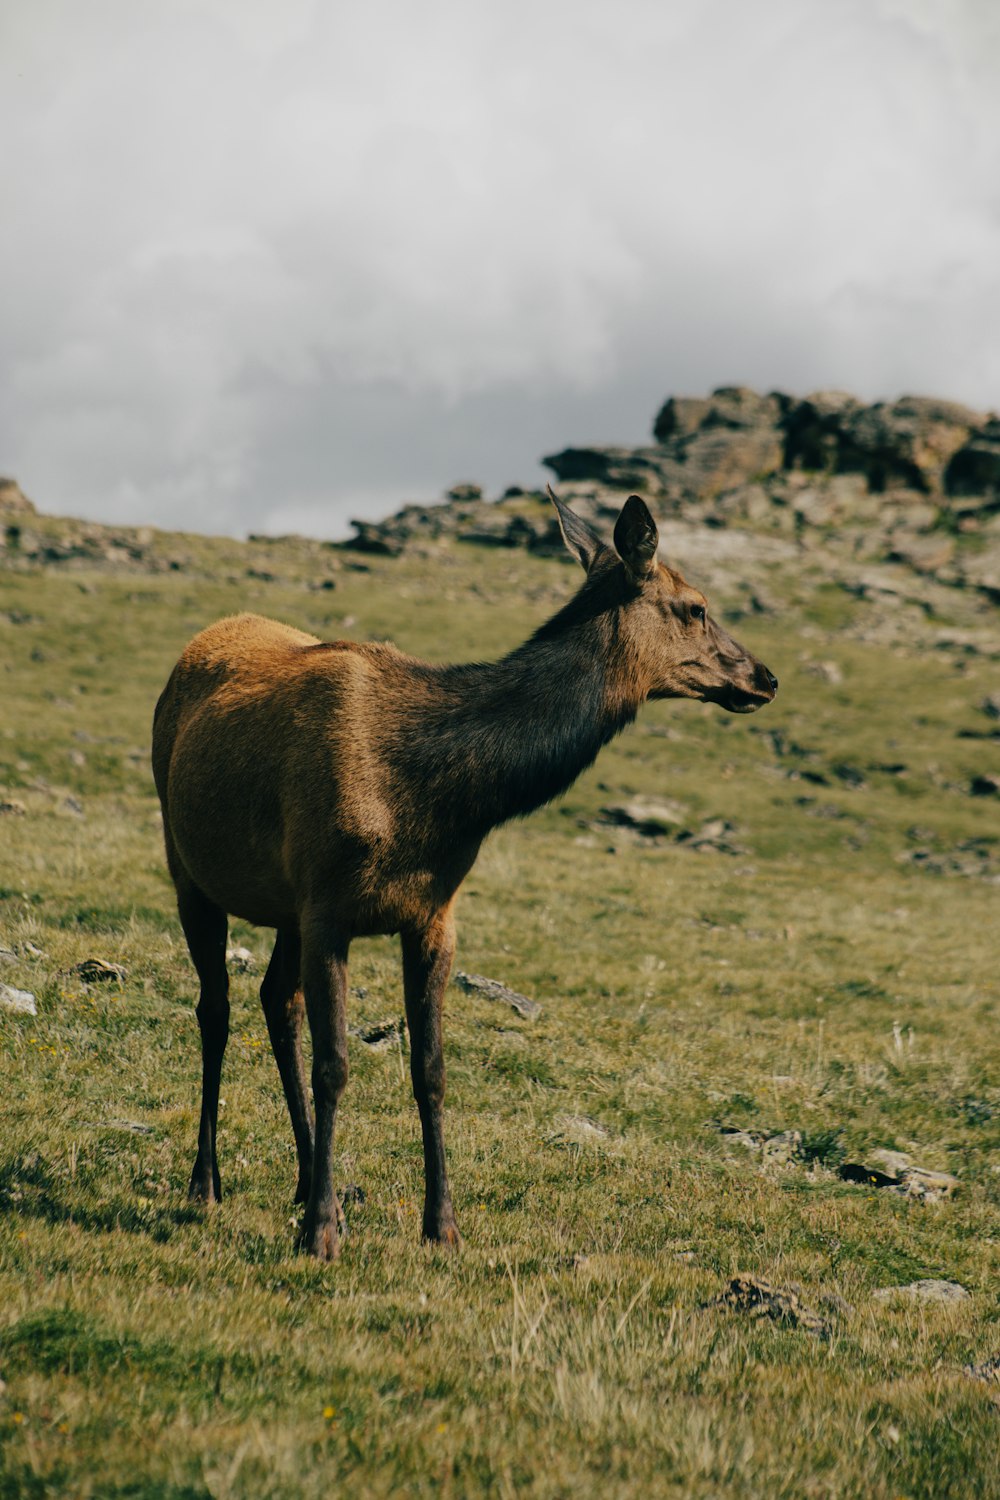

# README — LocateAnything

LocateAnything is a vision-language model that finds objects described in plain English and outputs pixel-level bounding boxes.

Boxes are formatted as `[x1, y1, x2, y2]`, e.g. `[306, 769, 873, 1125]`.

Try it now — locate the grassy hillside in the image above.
[1, 508, 998, 1498]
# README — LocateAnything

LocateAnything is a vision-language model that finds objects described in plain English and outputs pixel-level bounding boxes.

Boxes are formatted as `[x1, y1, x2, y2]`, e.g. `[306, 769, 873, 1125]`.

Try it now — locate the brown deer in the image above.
[152, 492, 776, 1259]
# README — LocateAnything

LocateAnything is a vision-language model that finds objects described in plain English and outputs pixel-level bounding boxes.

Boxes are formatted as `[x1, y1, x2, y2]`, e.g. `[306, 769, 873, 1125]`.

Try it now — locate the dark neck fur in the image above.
[389, 565, 640, 836]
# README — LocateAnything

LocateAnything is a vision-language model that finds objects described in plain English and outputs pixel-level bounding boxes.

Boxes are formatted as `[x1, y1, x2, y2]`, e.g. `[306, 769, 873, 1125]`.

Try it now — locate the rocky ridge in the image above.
[3, 386, 1000, 611]
[340, 386, 1000, 608]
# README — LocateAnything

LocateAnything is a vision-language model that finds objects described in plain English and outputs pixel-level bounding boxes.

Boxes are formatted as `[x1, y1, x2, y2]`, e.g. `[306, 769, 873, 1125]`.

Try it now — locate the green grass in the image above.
[1, 526, 999, 1498]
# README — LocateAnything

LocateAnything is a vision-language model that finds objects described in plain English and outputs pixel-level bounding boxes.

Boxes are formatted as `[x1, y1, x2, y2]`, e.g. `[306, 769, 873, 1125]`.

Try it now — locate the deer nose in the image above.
[765, 669, 778, 694]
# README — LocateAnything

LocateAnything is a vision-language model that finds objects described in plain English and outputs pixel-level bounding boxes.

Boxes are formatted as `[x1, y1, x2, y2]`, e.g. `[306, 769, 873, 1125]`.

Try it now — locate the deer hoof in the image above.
[297, 1215, 342, 1261]
[424, 1219, 462, 1251]
[188, 1166, 221, 1204]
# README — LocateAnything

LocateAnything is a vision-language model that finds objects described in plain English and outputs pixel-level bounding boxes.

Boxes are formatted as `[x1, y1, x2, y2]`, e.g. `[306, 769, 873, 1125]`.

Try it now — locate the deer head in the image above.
[550, 489, 778, 713]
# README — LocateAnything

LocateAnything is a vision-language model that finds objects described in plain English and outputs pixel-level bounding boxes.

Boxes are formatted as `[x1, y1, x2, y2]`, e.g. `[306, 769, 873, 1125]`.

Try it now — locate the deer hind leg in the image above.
[297, 915, 350, 1260]
[401, 911, 461, 1248]
[260, 927, 314, 1204]
[177, 881, 230, 1204]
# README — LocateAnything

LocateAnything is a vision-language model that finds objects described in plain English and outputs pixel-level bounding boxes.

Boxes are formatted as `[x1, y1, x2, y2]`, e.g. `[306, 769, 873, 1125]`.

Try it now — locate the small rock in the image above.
[349, 1018, 405, 1050]
[804, 660, 843, 684]
[675, 818, 746, 856]
[867, 1148, 912, 1175]
[970, 774, 999, 797]
[762, 1129, 803, 1165]
[0, 982, 37, 1015]
[340, 1183, 366, 1208]
[898, 1166, 959, 1202]
[598, 797, 686, 837]
[62, 796, 84, 816]
[72, 958, 127, 984]
[0, 798, 26, 816]
[226, 946, 255, 973]
[873, 1279, 970, 1304]
[710, 1274, 831, 1337]
[981, 693, 1000, 721]
[718, 1125, 767, 1152]
[964, 1353, 1000, 1385]
[453, 971, 540, 1020]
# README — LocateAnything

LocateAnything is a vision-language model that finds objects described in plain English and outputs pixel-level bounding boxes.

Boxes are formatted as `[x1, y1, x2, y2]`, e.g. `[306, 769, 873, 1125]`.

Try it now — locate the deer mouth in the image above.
[717, 676, 778, 714]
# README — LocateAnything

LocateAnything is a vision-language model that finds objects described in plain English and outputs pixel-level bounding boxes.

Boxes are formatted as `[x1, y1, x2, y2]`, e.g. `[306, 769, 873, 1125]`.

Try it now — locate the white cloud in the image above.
[1, 0, 998, 535]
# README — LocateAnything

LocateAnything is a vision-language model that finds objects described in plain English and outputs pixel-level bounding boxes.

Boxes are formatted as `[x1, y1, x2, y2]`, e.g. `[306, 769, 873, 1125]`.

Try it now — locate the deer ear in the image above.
[547, 485, 605, 573]
[613, 495, 659, 579]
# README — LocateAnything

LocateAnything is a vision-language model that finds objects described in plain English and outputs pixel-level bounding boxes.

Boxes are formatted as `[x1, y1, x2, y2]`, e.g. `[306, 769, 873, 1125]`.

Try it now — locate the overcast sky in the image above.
[2, 0, 999, 538]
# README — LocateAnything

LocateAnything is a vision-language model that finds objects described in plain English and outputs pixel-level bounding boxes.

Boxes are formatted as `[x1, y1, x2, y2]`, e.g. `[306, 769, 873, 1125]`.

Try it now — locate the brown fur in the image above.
[152, 494, 776, 1258]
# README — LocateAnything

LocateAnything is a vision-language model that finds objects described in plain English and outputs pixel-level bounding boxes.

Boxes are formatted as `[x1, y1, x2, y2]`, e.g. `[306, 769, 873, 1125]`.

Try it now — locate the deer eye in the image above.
[690, 604, 706, 624]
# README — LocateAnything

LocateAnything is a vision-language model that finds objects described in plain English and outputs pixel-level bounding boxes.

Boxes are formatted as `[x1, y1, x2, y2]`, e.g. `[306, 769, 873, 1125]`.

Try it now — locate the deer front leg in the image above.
[401, 911, 461, 1248]
[297, 919, 350, 1260]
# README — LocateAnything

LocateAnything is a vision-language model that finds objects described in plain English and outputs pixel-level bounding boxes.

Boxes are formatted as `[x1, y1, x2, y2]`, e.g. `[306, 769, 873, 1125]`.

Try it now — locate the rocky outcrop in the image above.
[546, 385, 995, 510]
[4, 383, 998, 607]
[347, 492, 565, 558]
[0, 478, 36, 515]
[337, 385, 1000, 606]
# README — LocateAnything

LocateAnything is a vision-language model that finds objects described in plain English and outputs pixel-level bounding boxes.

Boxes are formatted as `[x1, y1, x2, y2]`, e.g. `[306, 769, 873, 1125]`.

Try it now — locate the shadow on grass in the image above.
[0, 1306, 262, 1386]
[0, 1153, 203, 1242]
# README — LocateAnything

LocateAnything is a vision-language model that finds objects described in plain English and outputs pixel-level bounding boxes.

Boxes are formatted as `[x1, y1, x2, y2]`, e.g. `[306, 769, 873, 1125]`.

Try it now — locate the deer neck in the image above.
[403, 601, 641, 837]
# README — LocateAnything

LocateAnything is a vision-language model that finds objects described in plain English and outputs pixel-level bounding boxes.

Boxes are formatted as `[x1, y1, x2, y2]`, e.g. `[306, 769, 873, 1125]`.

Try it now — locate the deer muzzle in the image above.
[717, 660, 778, 714]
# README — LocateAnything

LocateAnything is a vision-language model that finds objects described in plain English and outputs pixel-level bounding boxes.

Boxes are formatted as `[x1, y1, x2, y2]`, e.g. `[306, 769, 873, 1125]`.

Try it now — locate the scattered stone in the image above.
[867, 1148, 913, 1176]
[888, 536, 956, 574]
[226, 946, 255, 973]
[0, 982, 37, 1015]
[898, 1166, 960, 1202]
[762, 1129, 803, 1165]
[717, 1124, 767, 1152]
[804, 660, 844, 684]
[349, 1018, 405, 1050]
[0, 798, 26, 816]
[901, 840, 1000, 884]
[0, 946, 17, 963]
[819, 1291, 855, 1319]
[80, 1119, 155, 1134]
[62, 796, 84, 816]
[832, 763, 866, 789]
[982, 692, 1000, 721]
[710, 1274, 831, 1337]
[597, 796, 686, 836]
[873, 1279, 970, 1305]
[71, 958, 127, 984]
[675, 818, 746, 856]
[970, 774, 1000, 797]
[453, 970, 540, 1020]
[716, 1124, 807, 1165]
[964, 1353, 1000, 1386]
